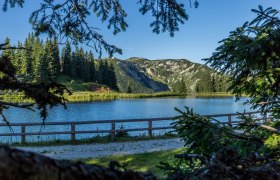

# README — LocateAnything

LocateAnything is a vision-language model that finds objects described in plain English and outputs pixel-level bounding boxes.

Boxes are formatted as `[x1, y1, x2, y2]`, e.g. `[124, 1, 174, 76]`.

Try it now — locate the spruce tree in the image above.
[210, 75, 217, 92]
[88, 51, 96, 82]
[52, 38, 61, 77]
[32, 37, 42, 79]
[2, 37, 14, 59]
[13, 41, 23, 74]
[70, 51, 77, 78]
[21, 37, 33, 76]
[61, 41, 71, 76]
[178, 80, 187, 94]
[127, 84, 132, 93]
[32, 38, 48, 82]
[74, 47, 83, 79]
[102, 60, 110, 86]
[45, 39, 60, 80]
[97, 60, 104, 84]
[82, 50, 90, 82]
[108, 63, 118, 90]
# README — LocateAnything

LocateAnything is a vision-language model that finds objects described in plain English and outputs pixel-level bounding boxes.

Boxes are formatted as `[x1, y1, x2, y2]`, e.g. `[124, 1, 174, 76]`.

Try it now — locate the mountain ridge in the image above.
[109, 57, 229, 93]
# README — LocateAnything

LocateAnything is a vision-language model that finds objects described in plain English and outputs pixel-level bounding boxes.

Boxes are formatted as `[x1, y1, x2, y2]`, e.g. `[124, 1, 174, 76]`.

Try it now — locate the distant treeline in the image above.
[2, 33, 118, 90]
[172, 73, 230, 94]
[2, 34, 230, 94]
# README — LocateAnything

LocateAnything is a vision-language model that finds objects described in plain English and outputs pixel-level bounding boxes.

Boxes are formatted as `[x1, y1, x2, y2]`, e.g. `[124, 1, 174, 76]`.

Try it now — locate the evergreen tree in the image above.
[13, 41, 23, 74]
[127, 83, 132, 93]
[45, 39, 60, 79]
[108, 63, 118, 90]
[21, 37, 33, 76]
[178, 80, 187, 94]
[102, 60, 110, 85]
[52, 38, 61, 76]
[32, 38, 48, 82]
[218, 75, 228, 92]
[75, 47, 83, 79]
[37, 50, 48, 83]
[210, 75, 217, 92]
[88, 51, 96, 82]
[2, 37, 14, 59]
[195, 73, 211, 93]
[97, 60, 105, 84]
[61, 41, 71, 76]
[70, 51, 77, 78]
[173, 80, 188, 94]
[32, 37, 42, 79]
[82, 51, 90, 82]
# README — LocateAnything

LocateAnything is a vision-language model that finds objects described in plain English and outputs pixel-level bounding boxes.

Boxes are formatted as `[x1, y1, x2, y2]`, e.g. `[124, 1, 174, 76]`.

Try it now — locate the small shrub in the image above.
[116, 125, 129, 139]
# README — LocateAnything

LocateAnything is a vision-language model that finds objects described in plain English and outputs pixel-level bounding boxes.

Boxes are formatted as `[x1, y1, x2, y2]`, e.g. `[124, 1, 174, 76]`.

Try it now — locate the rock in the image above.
[0, 146, 153, 180]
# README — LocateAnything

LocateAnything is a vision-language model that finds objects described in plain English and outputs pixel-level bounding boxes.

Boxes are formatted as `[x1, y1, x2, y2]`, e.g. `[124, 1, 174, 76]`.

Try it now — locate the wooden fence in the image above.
[0, 111, 266, 144]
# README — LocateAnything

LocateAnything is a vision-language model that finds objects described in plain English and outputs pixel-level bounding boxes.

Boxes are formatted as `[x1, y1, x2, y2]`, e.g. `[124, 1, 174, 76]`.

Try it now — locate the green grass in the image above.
[57, 75, 108, 92]
[80, 148, 183, 177]
[192, 92, 235, 97]
[65, 91, 185, 102]
[0, 93, 33, 103]
[0, 91, 235, 103]
[65, 91, 235, 102]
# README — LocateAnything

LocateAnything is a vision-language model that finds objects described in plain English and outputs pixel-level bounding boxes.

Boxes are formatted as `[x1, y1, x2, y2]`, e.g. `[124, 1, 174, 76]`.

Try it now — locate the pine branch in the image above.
[0, 101, 34, 111]
[175, 153, 209, 164]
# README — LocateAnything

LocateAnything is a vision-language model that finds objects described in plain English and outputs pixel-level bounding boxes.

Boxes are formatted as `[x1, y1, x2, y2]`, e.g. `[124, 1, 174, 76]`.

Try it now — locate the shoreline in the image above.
[0, 92, 235, 103]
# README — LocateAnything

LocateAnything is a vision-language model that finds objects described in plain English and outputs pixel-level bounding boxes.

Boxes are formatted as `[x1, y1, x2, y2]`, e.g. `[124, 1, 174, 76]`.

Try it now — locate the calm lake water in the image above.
[2, 97, 253, 143]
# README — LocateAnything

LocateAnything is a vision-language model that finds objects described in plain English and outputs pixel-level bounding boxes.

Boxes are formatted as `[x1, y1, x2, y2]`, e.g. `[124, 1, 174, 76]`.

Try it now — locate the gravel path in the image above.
[15, 138, 183, 160]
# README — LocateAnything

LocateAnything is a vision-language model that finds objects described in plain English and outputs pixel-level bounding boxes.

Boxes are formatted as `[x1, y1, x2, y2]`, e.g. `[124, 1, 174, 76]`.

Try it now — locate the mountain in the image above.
[109, 57, 229, 93]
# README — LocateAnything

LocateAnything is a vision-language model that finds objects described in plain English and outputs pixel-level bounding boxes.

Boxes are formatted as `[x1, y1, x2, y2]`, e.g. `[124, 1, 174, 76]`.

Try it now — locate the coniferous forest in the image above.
[3, 33, 229, 94]
[3, 33, 118, 90]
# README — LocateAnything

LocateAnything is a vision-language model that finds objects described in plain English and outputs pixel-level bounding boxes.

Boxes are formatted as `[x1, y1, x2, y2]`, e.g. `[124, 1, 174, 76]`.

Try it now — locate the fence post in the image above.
[228, 115, 232, 126]
[21, 125, 26, 144]
[111, 122, 115, 141]
[148, 120, 152, 139]
[71, 124, 76, 143]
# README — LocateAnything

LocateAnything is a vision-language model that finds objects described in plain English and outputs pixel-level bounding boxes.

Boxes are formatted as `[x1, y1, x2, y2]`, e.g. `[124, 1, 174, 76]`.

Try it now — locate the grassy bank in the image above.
[0, 91, 234, 103]
[81, 148, 183, 177]
[65, 91, 182, 102]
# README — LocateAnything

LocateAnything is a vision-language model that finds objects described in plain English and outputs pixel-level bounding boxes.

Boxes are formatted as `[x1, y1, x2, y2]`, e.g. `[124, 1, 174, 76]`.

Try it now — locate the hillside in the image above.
[113, 58, 229, 93]
[2, 34, 228, 94]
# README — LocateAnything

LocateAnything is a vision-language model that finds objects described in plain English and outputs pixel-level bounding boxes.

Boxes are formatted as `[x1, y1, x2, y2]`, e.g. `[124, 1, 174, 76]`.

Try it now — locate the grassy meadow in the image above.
[0, 91, 234, 103]
[81, 148, 183, 178]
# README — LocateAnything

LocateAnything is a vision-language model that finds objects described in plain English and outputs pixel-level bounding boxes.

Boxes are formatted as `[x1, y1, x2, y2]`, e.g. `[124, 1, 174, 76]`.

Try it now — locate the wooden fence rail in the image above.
[0, 111, 266, 144]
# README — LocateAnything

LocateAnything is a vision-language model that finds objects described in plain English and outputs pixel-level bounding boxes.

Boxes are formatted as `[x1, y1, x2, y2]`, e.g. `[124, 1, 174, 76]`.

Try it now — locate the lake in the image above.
[2, 97, 253, 143]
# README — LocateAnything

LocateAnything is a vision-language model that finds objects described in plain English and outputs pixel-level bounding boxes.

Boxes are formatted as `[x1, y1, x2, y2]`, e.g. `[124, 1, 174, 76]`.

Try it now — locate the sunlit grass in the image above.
[66, 91, 237, 102]
[81, 148, 183, 177]
[0, 91, 235, 103]
[65, 91, 184, 102]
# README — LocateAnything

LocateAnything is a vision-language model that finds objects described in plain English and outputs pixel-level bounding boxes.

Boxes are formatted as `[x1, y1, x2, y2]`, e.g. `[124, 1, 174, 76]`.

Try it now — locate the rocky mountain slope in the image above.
[110, 57, 228, 93]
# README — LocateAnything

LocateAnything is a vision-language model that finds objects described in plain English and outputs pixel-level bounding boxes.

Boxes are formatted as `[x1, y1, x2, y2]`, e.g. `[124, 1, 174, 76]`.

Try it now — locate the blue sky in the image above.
[0, 0, 279, 64]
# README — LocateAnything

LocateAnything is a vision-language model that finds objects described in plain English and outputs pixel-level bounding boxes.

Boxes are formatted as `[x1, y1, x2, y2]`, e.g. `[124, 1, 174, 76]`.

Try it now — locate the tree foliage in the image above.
[4, 35, 119, 90]
[0, 43, 69, 121]
[205, 6, 280, 116]
[0, 0, 199, 121]
[2, 0, 199, 57]
[139, 0, 190, 37]
[159, 107, 280, 179]
[159, 6, 280, 179]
